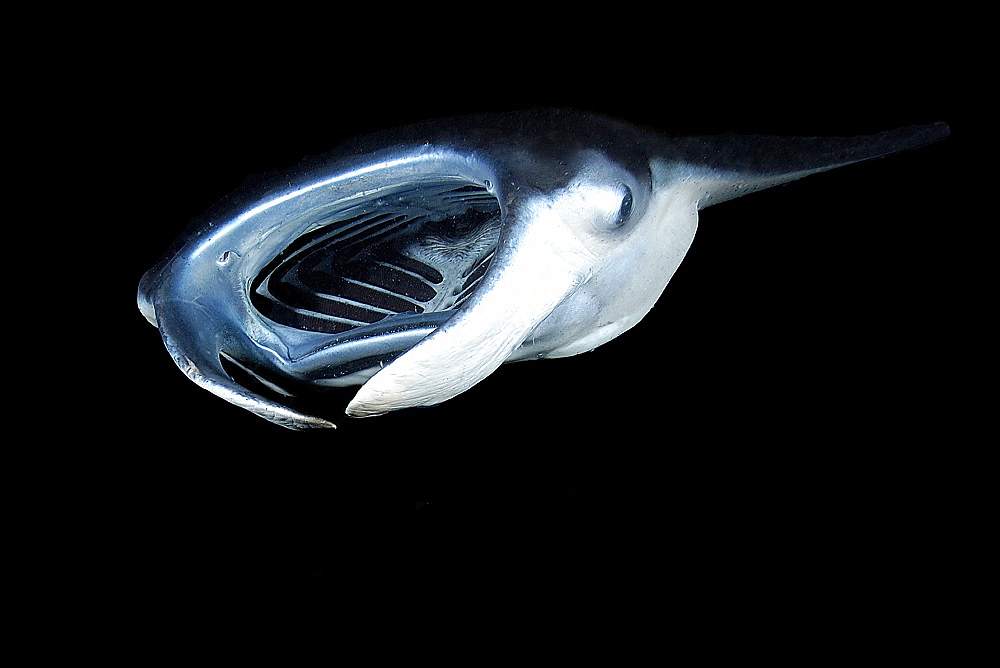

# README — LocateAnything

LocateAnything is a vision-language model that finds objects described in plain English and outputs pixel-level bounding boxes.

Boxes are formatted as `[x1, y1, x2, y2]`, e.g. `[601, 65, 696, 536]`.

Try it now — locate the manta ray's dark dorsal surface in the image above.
[138, 109, 948, 429]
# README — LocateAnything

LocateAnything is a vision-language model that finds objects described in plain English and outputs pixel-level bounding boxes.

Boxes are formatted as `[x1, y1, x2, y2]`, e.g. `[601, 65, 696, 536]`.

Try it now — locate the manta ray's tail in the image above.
[678, 122, 950, 207]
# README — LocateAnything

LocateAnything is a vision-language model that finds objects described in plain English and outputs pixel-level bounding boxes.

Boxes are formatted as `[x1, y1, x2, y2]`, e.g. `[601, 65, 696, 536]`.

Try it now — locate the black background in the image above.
[66, 9, 979, 642]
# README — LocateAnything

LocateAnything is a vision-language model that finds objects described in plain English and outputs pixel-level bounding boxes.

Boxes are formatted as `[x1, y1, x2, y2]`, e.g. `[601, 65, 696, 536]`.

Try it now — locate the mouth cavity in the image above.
[244, 179, 503, 390]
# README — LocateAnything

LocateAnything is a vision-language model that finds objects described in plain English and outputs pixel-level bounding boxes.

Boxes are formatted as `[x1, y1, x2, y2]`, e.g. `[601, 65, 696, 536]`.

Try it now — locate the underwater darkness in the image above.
[115, 43, 964, 605]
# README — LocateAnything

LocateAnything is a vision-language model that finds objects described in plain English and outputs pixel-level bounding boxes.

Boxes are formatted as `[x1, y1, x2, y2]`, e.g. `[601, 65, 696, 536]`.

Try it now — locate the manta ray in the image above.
[137, 109, 948, 429]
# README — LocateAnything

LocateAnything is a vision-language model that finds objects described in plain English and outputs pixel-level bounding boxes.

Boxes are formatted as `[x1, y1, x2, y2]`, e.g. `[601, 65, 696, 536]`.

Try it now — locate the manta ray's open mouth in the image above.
[251, 181, 500, 336]
[217, 178, 503, 400]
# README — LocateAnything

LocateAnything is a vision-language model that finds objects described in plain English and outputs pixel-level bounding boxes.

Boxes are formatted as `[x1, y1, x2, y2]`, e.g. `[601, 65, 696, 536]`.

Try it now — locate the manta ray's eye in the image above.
[615, 186, 634, 226]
